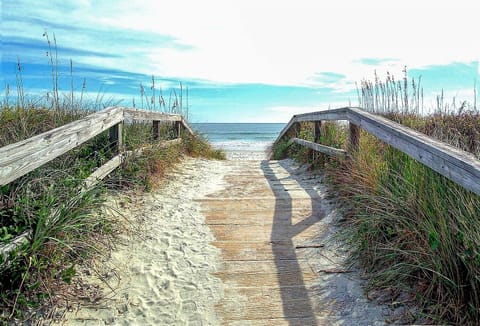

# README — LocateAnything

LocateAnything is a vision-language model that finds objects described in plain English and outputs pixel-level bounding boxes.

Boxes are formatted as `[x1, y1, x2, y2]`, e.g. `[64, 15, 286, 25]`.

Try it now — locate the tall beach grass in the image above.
[274, 70, 480, 324]
[0, 34, 223, 322]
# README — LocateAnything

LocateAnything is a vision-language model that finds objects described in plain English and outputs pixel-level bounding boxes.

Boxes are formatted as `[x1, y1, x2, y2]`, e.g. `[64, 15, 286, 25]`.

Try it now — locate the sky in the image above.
[1, 0, 479, 122]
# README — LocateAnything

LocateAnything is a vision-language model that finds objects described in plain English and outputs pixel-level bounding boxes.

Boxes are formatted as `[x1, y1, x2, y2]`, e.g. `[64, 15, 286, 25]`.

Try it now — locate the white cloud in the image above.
[4, 0, 480, 88]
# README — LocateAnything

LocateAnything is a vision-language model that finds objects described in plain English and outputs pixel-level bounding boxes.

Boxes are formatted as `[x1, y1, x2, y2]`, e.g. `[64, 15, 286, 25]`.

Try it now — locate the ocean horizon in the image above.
[191, 123, 286, 152]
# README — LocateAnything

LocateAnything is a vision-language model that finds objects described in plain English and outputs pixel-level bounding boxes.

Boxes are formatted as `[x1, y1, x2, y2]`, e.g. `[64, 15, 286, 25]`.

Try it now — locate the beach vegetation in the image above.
[275, 70, 480, 324]
[182, 132, 226, 160]
[271, 138, 290, 160]
[0, 35, 223, 322]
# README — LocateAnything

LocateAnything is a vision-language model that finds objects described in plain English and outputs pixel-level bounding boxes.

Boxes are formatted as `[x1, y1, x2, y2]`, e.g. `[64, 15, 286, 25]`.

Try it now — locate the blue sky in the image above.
[1, 0, 479, 122]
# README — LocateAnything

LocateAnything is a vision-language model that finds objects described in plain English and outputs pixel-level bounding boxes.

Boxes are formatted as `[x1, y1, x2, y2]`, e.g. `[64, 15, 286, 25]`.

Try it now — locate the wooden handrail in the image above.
[0, 108, 192, 263]
[123, 108, 182, 122]
[0, 107, 192, 186]
[274, 107, 480, 195]
[291, 138, 347, 157]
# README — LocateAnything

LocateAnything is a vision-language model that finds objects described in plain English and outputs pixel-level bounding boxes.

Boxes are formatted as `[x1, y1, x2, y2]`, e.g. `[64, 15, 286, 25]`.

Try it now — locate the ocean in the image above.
[191, 123, 286, 152]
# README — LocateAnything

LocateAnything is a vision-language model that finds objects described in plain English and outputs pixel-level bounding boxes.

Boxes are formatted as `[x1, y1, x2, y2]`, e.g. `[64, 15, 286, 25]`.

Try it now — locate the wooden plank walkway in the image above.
[196, 159, 366, 325]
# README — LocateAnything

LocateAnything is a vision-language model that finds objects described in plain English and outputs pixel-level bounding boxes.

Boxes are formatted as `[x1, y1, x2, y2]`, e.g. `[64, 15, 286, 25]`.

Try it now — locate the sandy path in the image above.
[56, 152, 391, 325]
[61, 158, 230, 325]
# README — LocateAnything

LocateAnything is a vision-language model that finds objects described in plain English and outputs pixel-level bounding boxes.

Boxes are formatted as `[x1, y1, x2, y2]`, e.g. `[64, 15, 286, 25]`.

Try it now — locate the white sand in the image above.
[59, 157, 230, 325]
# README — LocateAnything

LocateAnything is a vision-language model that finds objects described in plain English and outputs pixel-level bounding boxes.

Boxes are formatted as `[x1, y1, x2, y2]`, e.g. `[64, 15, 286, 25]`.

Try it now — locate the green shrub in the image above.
[272, 139, 290, 160]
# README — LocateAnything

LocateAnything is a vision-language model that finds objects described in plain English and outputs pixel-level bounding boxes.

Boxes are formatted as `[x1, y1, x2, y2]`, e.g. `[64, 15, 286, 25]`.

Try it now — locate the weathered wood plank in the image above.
[292, 138, 346, 157]
[213, 241, 295, 261]
[217, 287, 340, 320]
[221, 316, 340, 326]
[214, 264, 317, 287]
[199, 199, 323, 212]
[219, 259, 313, 273]
[123, 108, 182, 122]
[216, 291, 317, 320]
[210, 224, 321, 242]
[294, 107, 350, 122]
[204, 208, 316, 225]
[83, 155, 123, 190]
[0, 106, 125, 186]
[212, 241, 320, 261]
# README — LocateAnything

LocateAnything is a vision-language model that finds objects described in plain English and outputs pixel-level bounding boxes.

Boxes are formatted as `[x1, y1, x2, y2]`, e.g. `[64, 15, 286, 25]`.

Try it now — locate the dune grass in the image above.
[0, 107, 222, 324]
[0, 41, 224, 322]
[275, 71, 480, 324]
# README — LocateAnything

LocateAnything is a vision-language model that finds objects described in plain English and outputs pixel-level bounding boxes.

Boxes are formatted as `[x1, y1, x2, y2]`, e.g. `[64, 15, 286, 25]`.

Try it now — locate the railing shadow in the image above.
[261, 159, 327, 324]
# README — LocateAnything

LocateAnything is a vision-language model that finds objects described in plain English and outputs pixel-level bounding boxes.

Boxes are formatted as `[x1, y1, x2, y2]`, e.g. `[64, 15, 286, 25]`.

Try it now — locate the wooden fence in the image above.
[0, 106, 194, 262]
[274, 106, 480, 195]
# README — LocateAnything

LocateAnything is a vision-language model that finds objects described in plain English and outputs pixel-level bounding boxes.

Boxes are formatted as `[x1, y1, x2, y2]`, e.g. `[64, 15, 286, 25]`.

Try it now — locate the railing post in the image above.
[175, 121, 182, 138]
[109, 122, 123, 153]
[294, 122, 300, 138]
[349, 122, 359, 153]
[312, 120, 322, 161]
[314, 121, 321, 143]
[153, 120, 160, 140]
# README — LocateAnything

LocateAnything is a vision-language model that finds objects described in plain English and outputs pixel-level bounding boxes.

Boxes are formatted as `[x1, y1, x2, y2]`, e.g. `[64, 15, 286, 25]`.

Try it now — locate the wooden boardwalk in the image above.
[197, 159, 358, 325]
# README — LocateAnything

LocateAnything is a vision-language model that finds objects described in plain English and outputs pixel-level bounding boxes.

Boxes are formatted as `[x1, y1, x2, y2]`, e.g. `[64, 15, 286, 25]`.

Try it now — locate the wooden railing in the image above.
[0, 106, 194, 262]
[274, 107, 480, 195]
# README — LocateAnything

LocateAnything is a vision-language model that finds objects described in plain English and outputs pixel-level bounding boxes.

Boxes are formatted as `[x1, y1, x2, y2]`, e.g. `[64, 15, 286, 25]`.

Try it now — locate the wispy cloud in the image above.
[2, 37, 121, 62]
[6, 0, 479, 86]
[3, 0, 480, 121]
[3, 1, 193, 77]
[356, 58, 399, 66]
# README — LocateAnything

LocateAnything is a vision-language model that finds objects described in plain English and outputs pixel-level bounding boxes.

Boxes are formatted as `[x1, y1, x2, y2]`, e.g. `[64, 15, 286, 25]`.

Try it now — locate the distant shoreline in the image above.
[192, 122, 282, 154]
